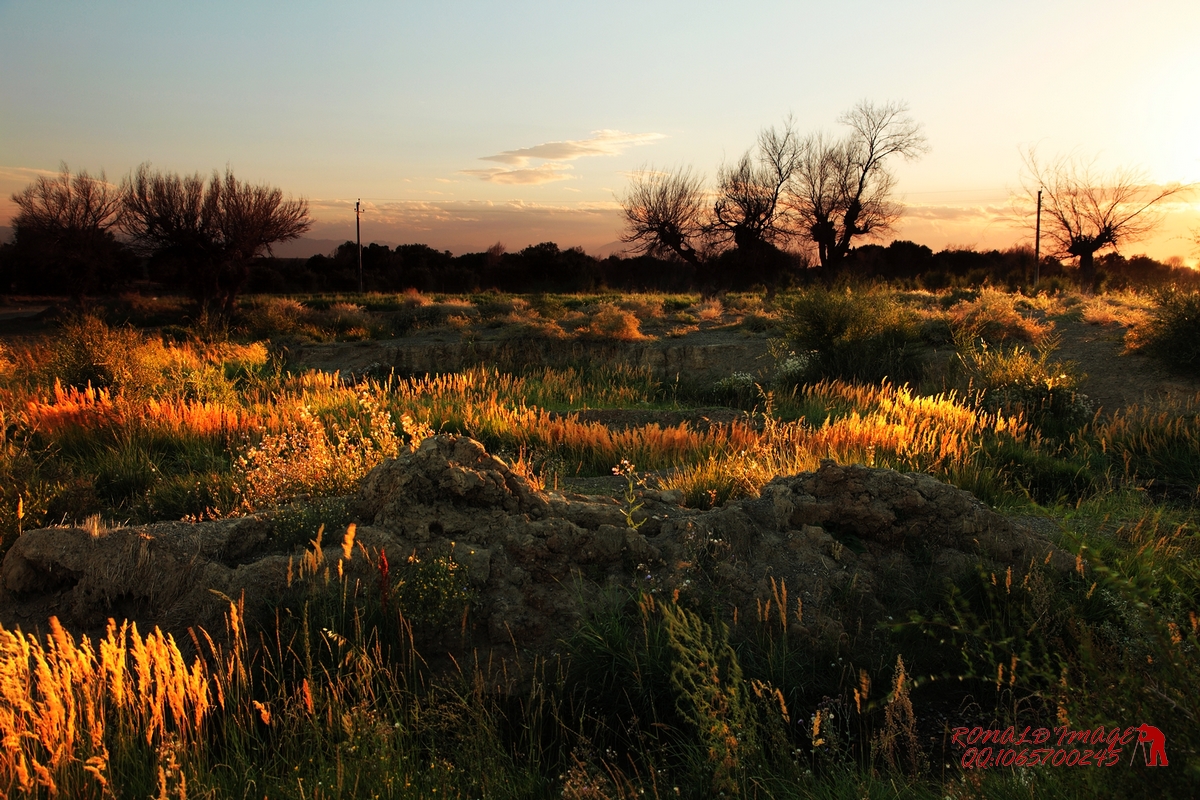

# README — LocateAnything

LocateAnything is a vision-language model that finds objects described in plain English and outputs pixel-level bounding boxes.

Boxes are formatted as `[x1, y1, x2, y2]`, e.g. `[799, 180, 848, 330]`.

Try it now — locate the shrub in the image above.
[954, 334, 1092, 438]
[235, 392, 424, 509]
[45, 314, 169, 396]
[240, 297, 318, 340]
[772, 353, 811, 391]
[1142, 286, 1200, 374]
[779, 286, 922, 385]
[695, 298, 723, 321]
[710, 371, 759, 409]
[947, 287, 1052, 344]
[585, 303, 648, 341]
[617, 295, 663, 320]
[271, 496, 354, 551]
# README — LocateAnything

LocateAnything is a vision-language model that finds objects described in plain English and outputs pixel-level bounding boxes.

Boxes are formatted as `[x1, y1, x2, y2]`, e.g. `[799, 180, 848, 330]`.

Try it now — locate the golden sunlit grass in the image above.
[948, 287, 1052, 344]
[1084, 392, 1200, 486]
[585, 303, 650, 341]
[660, 381, 1027, 506]
[1080, 293, 1153, 329]
[24, 381, 266, 443]
[20, 360, 1032, 514]
[616, 296, 663, 320]
[695, 298, 723, 322]
[0, 616, 218, 797]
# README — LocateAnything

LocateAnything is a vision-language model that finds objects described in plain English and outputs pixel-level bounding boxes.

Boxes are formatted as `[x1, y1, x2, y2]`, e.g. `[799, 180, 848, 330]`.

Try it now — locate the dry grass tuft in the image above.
[617, 296, 664, 320]
[696, 299, 724, 321]
[948, 288, 1052, 344]
[586, 304, 650, 342]
[0, 616, 219, 797]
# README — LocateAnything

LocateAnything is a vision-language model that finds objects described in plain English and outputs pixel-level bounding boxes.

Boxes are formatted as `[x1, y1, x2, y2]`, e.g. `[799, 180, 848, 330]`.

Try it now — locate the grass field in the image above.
[0, 284, 1198, 798]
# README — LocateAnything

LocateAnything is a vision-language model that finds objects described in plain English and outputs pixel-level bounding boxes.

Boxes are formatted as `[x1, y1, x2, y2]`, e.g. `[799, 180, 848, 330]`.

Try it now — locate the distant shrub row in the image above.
[11, 233, 1195, 298]
[250, 239, 1199, 296]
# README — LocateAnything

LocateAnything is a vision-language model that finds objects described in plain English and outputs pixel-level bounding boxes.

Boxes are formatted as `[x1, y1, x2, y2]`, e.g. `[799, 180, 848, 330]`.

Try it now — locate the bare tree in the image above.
[618, 165, 707, 265]
[1019, 149, 1187, 290]
[710, 119, 803, 253]
[788, 100, 927, 272]
[3, 163, 133, 295]
[121, 164, 310, 315]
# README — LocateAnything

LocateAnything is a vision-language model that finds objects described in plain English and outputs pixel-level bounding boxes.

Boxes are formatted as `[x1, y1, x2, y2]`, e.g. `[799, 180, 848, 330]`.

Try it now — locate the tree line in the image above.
[0, 163, 309, 314]
[251, 238, 1191, 296]
[619, 100, 1193, 292]
[2, 121, 1193, 307]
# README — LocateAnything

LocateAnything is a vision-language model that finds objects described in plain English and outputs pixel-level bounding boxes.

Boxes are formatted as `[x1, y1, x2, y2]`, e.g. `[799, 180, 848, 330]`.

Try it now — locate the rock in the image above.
[0, 435, 1070, 681]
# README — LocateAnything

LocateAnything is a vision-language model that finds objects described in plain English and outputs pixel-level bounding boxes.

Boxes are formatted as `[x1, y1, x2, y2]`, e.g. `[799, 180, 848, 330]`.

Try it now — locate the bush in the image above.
[234, 393, 419, 509]
[240, 297, 322, 340]
[1142, 286, 1200, 374]
[709, 371, 759, 409]
[46, 314, 169, 396]
[586, 303, 648, 341]
[954, 334, 1092, 439]
[779, 286, 923, 385]
[947, 287, 1051, 344]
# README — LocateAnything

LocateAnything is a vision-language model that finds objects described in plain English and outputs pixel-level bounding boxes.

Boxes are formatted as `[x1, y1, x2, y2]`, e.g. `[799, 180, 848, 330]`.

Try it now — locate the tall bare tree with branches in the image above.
[788, 101, 927, 273]
[1018, 148, 1187, 290]
[2, 163, 133, 295]
[121, 164, 310, 315]
[618, 165, 707, 265]
[710, 119, 803, 254]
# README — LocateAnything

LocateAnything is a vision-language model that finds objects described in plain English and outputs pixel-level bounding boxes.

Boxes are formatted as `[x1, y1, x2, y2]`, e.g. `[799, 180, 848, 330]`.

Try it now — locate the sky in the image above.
[2, 0, 1198, 263]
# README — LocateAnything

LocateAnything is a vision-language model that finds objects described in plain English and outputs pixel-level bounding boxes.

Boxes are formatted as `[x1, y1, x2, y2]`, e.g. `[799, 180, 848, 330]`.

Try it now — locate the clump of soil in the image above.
[2, 436, 1069, 680]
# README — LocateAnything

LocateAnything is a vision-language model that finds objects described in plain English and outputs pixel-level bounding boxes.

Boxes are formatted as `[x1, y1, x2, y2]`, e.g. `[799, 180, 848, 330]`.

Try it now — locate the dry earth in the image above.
[2, 435, 1071, 689]
[1050, 313, 1200, 413]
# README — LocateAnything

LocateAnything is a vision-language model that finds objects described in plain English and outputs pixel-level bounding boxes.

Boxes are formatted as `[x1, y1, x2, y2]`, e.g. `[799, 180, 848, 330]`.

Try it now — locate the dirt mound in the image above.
[1, 436, 1070, 668]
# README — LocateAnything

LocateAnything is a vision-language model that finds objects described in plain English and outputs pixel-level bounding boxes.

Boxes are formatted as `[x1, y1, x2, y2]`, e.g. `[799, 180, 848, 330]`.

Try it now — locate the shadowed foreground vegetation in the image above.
[0, 284, 1198, 797]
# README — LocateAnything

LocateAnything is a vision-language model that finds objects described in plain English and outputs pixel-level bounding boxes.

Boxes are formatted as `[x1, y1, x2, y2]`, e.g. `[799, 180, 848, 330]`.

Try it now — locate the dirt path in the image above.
[1051, 315, 1200, 414]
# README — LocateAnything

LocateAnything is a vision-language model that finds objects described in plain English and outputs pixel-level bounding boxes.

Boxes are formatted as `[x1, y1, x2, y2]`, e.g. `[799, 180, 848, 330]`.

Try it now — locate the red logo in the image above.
[1134, 724, 1168, 767]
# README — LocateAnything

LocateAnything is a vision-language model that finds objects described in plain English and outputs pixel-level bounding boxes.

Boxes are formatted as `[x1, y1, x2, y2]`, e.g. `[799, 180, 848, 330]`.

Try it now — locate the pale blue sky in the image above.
[2, 0, 1198, 259]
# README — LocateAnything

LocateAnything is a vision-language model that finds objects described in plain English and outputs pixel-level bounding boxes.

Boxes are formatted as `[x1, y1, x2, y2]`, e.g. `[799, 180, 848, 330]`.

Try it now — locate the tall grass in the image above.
[660, 381, 1027, 508]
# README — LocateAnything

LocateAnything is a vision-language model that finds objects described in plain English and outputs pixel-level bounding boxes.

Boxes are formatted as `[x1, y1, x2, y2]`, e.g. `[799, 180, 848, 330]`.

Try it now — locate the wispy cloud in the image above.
[459, 163, 575, 185]
[481, 130, 666, 166]
[463, 129, 666, 184]
[0, 165, 65, 182]
[903, 202, 1013, 224]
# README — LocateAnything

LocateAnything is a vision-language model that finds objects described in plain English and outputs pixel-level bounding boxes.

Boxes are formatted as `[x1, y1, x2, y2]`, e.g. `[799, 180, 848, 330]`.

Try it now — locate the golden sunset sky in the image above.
[2, 0, 1198, 263]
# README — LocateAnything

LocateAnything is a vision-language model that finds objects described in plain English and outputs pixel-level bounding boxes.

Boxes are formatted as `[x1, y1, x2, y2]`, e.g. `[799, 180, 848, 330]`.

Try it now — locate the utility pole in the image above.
[1034, 189, 1042, 286]
[355, 199, 364, 294]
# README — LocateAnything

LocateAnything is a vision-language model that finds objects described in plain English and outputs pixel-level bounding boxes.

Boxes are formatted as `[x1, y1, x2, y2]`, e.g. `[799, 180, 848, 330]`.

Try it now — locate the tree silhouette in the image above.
[788, 101, 927, 273]
[1019, 149, 1187, 291]
[121, 164, 310, 315]
[2, 164, 134, 295]
[710, 119, 802, 254]
[618, 166, 707, 265]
